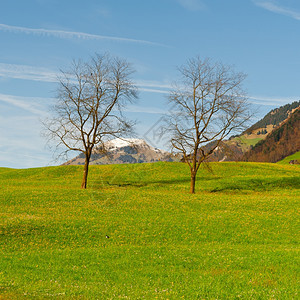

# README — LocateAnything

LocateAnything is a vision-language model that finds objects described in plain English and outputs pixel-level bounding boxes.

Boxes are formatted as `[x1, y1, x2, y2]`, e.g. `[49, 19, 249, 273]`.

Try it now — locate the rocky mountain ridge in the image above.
[65, 138, 179, 165]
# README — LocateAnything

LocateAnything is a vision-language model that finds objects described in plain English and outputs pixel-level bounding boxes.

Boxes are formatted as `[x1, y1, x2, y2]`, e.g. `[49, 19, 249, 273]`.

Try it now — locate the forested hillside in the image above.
[243, 108, 300, 162]
[199, 101, 300, 163]
[244, 100, 300, 134]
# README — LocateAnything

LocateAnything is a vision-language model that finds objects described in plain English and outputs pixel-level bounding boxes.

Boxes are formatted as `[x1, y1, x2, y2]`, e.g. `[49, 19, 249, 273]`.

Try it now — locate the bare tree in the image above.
[44, 53, 138, 189]
[165, 57, 250, 193]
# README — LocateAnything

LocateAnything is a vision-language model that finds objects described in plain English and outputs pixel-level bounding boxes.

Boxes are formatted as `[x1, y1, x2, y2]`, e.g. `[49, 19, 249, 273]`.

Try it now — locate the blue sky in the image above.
[1, 0, 300, 168]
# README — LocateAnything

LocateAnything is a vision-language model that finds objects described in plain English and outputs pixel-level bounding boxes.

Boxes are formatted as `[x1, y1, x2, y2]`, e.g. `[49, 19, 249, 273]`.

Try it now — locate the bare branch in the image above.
[163, 57, 250, 193]
[43, 53, 138, 188]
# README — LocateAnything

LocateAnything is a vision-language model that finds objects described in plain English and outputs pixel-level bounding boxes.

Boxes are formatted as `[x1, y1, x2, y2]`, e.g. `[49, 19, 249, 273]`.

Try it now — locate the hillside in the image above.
[244, 100, 300, 134]
[278, 151, 300, 164]
[205, 101, 300, 162]
[64, 102, 300, 165]
[0, 162, 299, 298]
[243, 108, 300, 162]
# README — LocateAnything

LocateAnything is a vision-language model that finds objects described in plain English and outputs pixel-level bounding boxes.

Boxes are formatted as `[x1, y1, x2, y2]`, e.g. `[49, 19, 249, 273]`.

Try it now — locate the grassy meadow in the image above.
[0, 162, 299, 299]
[233, 136, 263, 148]
[278, 151, 300, 164]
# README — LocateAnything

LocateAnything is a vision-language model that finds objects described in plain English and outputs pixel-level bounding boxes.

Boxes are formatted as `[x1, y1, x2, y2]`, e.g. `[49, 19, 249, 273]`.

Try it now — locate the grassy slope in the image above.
[231, 135, 263, 149]
[0, 162, 299, 299]
[278, 151, 300, 164]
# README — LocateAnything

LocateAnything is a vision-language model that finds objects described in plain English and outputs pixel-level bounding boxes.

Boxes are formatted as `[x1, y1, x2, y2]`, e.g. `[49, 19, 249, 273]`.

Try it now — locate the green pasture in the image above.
[233, 136, 263, 149]
[278, 151, 300, 164]
[0, 162, 299, 299]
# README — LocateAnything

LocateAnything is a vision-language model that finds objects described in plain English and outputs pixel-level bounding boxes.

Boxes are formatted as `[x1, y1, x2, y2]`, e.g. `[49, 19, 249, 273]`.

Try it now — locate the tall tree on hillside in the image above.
[165, 57, 250, 193]
[44, 53, 138, 188]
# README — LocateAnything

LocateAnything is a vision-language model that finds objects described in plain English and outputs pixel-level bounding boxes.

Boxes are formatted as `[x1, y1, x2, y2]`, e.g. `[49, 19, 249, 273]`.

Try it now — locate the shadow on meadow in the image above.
[211, 176, 300, 193]
[90, 176, 191, 189]
[90, 171, 299, 194]
[0, 223, 44, 239]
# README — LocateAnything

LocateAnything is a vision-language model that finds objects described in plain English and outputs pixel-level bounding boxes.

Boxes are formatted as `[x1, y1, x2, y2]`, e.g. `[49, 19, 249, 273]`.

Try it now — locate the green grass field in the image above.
[0, 162, 299, 299]
[278, 151, 300, 164]
[234, 136, 263, 147]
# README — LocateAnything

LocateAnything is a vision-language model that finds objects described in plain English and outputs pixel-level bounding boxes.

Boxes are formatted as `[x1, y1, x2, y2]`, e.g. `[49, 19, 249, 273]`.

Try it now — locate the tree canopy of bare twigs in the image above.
[164, 57, 250, 193]
[43, 53, 138, 188]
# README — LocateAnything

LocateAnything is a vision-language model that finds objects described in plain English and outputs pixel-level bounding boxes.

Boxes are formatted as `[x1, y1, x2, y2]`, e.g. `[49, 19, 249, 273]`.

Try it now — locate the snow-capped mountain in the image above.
[65, 138, 179, 165]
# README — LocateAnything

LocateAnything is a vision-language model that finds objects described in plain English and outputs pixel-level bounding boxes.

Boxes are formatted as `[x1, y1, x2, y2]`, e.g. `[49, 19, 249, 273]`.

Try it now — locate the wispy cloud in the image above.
[177, 0, 205, 11]
[136, 80, 172, 90]
[0, 93, 51, 115]
[0, 23, 165, 46]
[125, 105, 167, 114]
[249, 95, 299, 105]
[0, 90, 168, 119]
[139, 88, 169, 94]
[0, 63, 59, 82]
[136, 80, 171, 94]
[1, 63, 297, 105]
[0, 63, 173, 94]
[253, 1, 300, 20]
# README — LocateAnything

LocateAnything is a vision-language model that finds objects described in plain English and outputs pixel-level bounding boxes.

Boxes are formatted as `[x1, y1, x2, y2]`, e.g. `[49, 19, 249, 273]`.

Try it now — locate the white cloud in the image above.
[177, 0, 205, 11]
[135, 79, 172, 94]
[253, 1, 300, 20]
[0, 23, 165, 46]
[139, 88, 169, 94]
[0, 63, 173, 94]
[0, 63, 59, 82]
[125, 105, 167, 114]
[135, 80, 172, 90]
[0, 93, 51, 115]
[0, 90, 168, 120]
[1, 63, 296, 105]
[248, 95, 299, 105]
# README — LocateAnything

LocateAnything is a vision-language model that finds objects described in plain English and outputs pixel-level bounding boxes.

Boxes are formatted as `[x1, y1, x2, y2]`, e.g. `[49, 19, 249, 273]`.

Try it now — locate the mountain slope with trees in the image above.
[244, 100, 300, 134]
[204, 101, 300, 162]
[243, 107, 300, 162]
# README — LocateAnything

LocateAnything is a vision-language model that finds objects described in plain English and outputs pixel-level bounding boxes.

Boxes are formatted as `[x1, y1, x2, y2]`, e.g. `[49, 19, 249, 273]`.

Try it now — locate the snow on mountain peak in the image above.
[105, 138, 146, 150]
[65, 137, 179, 165]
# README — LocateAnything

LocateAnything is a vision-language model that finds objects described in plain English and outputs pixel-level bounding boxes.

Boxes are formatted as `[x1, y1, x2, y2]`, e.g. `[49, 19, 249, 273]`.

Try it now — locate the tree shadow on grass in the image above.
[210, 176, 300, 193]
[91, 177, 190, 189]
[90, 175, 222, 190]
[90, 166, 299, 193]
[0, 223, 47, 239]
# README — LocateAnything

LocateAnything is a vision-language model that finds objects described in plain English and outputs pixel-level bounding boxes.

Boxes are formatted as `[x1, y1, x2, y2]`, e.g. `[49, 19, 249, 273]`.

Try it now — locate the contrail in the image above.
[0, 23, 165, 47]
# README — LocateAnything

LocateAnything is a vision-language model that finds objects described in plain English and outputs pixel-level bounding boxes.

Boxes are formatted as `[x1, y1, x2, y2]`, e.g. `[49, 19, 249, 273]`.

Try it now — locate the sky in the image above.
[1, 0, 300, 168]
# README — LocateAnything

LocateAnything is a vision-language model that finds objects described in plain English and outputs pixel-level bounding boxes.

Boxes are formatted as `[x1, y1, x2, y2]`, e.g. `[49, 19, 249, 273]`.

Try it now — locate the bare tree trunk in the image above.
[81, 153, 91, 189]
[189, 160, 198, 194]
[190, 172, 196, 194]
[164, 57, 249, 194]
[43, 54, 137, 189]
[189, 152, 198, 194]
